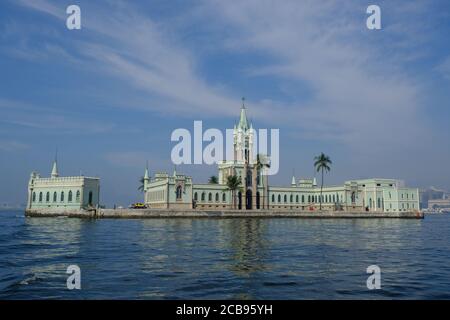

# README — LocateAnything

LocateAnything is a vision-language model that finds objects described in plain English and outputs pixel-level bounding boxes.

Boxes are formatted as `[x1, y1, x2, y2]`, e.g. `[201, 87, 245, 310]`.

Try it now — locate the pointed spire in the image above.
[291, 169, 296, 186]
[51, 149, 59, 178]
[238, 97, 249, 130]
[144, 161, 149, 180]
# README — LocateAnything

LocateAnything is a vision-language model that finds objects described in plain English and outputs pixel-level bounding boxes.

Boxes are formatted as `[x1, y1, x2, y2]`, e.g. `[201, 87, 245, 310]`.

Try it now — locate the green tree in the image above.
[208, 175, 218, 184]
[314, 153, 332, 210]
[226, 175, 241, 209]
[138, 176, 145, 192]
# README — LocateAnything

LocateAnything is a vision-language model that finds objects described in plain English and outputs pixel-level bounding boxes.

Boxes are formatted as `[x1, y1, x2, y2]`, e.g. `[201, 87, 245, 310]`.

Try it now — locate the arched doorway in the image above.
[246, 189, 252, 210]
[256, 191, 260, 209]
[238, 191, 242, 210]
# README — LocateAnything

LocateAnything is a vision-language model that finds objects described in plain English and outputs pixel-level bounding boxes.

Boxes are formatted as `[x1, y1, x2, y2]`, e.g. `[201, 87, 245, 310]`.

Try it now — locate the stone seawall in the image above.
[25, 208, 424, 219]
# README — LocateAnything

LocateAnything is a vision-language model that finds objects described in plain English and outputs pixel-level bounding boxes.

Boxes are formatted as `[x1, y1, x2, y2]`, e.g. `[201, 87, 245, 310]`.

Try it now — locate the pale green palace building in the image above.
[144, 103, 420, 213]
[27, 159, 100, 210]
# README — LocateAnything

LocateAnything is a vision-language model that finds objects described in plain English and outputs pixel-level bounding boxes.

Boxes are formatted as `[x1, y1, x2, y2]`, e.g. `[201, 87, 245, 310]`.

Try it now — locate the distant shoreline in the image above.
[24, 208, 424, 219]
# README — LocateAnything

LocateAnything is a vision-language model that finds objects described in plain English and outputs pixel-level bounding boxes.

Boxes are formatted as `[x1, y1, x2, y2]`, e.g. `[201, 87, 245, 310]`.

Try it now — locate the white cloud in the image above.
[0, 140, 29, 152]
[199, 0, 430, 154]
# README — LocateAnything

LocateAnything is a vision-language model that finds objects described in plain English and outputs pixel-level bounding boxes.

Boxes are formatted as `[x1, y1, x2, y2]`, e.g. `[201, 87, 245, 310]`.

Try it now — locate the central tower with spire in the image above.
[217, 98, 262, 210]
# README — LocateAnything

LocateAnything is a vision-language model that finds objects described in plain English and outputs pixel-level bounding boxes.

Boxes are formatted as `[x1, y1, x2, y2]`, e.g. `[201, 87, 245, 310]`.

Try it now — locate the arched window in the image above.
[194, 192, 198, 201]
[46, 192, 50, 202]
[296, 195, 299, 203]
[201, 192, 205, 201]
[278, 194, 281, 203]
[53, 192, 57, 202]
[333, 195, 336, 203]
[88, 191, 93, 205]
[76, 191, 80, 202]
[272, 194, 275, 203]
[308, 195, 311, 203]
[351, 192, 356, 203]
[302, 195, 305, 203]
[208, 193, 212, 202]
[32, 192, 36, 202]
[325, 195, 328, 203]
[215, 193, 219, 202]
[68, 191, 73, 202]
[290, 194, 293, 203]
[176, 185, 182, 199]
[284, 195, 287, 203]
[60, 191, 64, 202]
[222, 193, 226, 202]
[39, 192, 43, 202]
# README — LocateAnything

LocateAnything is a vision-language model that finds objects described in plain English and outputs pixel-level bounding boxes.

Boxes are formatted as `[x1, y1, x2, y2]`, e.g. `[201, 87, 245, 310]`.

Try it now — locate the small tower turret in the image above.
[51, 151, 59, 178]
[143, 161, 149, 191]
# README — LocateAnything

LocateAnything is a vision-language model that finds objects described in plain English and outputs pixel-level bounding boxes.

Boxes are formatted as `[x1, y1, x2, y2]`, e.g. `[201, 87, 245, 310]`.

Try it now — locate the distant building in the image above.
[144, 102, 420, 212]
[420, 187, 450, 209]
[27, 159, 100, 210]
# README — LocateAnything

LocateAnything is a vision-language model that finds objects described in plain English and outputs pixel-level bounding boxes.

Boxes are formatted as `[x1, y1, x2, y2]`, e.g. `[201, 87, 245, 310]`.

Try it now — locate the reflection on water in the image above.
[1, 210, 450, 299]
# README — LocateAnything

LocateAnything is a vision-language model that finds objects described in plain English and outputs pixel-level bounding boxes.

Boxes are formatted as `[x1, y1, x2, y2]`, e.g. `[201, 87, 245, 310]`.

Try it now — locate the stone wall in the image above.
[25, 208, 424, 219]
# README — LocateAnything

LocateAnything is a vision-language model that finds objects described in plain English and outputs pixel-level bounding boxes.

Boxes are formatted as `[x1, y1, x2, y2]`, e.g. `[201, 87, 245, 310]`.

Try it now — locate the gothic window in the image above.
[290, 195, 293, 203]
[76, 191, 80, 202]
[272, 194, 275, 203]
[60, 191, 64, 202]
[39, 192, 43, 202]
[53, 192, 57, 202]
[246, 169, 252, 187]
[194, 192, 198, 201]
[222, 193, 226, 202]
[308, 195, 311, 203]
[68, 191, 73, 202]
[296, 195, 299, 203]
[278, 195, 281, 203]
[208, 193, 212, 202]
[351, 192, 356, 203]
[201, 192, 205, 201]
[32, 192, 36, 202]
[215, 193, 219, 202]
[302, 195, 305, 203]
[284, 195, 287, 203]
[46, 192, 50, 202]
[176, 185, 183, 200]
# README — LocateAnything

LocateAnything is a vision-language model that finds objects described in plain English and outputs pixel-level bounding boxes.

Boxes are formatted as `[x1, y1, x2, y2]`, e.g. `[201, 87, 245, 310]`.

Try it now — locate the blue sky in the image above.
[1, 0, 449, 207]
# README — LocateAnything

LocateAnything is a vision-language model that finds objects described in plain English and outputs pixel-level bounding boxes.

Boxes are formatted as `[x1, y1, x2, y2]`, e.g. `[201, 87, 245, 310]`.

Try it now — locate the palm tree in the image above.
[314, 153, 332, 210]
[138, 176, 145, 192]
[256, 154, 271, 209]
[226, 175, 241, 209]
[208, 175, 218, 184]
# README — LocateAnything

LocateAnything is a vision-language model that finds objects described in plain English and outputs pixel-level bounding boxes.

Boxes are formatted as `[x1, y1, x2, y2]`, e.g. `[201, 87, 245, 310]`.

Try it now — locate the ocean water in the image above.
[0, 210, 449, 299]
